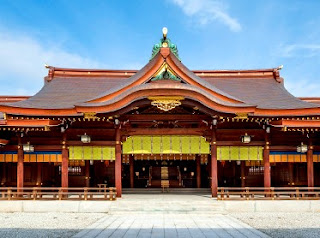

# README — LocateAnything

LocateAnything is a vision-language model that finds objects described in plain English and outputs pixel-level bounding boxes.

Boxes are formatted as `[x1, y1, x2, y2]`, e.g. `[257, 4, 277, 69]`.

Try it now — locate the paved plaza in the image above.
[73, 213, 269, 238]
[1, 194, 320, 237]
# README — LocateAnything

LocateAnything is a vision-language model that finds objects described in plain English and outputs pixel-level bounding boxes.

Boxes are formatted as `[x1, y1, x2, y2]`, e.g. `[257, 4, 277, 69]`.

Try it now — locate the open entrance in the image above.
[122, 155, 210, 189]
[122, 135, 211, 189]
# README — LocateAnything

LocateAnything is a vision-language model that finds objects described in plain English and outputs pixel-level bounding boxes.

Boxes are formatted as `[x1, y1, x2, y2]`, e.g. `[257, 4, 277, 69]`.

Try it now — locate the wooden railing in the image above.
[218, 187, 320, 200]
[0, 187, 117, 201]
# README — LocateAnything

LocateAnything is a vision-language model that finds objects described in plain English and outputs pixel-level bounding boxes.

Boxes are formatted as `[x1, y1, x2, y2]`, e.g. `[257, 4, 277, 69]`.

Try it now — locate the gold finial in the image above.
[44, 63, 49, 68]
[162, 27, 168, 39]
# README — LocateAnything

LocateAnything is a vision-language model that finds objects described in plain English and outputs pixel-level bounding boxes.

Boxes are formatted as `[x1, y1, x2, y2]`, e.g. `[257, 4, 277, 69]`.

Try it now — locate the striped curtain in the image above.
[69, 146, 115, 160]
[122, 136, 210, 155]
[217, 146, 263, 161]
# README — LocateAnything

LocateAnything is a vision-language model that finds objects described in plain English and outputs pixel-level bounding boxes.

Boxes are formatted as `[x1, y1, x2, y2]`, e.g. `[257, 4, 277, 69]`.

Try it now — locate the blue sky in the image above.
[0, 0, 319, 96]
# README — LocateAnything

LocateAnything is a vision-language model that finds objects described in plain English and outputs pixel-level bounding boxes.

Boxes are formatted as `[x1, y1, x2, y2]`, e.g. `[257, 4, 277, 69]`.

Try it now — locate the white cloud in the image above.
[0, 29, 107, 95]
[170, 0, 241, 32]
[279, 44, 320, 58]
[285, 78, 320, 97]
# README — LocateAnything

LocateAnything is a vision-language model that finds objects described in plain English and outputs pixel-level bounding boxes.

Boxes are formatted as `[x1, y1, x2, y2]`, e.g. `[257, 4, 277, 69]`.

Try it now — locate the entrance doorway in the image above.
[122, 157, 210, 189]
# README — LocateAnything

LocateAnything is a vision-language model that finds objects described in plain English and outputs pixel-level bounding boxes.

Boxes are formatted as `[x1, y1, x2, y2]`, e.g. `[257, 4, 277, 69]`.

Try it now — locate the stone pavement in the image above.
[73, 194, 269, 238]
[73, 213, 269, 238]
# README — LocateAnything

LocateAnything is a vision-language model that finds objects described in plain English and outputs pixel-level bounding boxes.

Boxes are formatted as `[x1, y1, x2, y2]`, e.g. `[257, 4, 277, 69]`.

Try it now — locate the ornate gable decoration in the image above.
[151, 27, 180, 60]
[150, 63, 181, 82]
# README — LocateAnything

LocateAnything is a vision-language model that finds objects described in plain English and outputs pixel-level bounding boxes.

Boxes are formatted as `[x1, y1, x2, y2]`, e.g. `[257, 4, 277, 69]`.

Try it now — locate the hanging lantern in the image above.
[241, 133, 251, 144]
[23, 142, 34, 152]
[297, 142, 308, 153]
[81, 133, 91, 143]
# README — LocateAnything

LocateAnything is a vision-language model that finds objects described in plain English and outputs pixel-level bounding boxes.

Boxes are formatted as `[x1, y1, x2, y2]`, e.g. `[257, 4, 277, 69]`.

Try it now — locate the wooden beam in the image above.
[85, 161, 90, 187]
[211, 127, 218, 197]
[115, 127, 122, 197]
[307, 143, 314, 187]
[216, 141, 265, 146]
[241, 161, 246, 187]
[124, 114, 210, 122]
[126, 128, 207, 136]
[196, 156, 201, 188]
[36, 163, 42, 187]
[263, 134, 271, 188]
[61, 134, 68, 188]
[271, 119, 320, 128]
[3, 119, 61, 127]
[17, 139, 24, 189]
[130, 155, 134, 189]
[67, 141, 116, 146]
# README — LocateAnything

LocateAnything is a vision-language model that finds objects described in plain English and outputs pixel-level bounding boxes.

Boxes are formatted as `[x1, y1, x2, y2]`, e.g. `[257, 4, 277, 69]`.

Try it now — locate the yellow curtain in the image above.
[122, 136, 210, 154]
[69, 146, 115, 160]
[217, 146, 263, 161]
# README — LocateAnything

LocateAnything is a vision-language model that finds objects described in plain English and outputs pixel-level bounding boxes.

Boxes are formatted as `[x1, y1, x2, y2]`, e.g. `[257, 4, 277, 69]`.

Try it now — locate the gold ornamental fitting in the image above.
[234, 113, 248, 119]
[116, 141, 121, 145]
[148, 96, 184, 112]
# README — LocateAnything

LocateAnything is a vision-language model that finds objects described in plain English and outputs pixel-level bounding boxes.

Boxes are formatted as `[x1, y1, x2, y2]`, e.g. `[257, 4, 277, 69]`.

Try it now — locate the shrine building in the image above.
[0, 28, 320, 198]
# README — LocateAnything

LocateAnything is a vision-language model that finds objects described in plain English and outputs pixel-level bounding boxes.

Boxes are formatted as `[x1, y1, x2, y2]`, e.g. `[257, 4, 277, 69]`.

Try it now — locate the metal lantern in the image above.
[241, 133, 251, 144]
[266, 125, 271, 133]
[81, 133, 91, 143]
[23, 142, 34, 152]
[297, 142, 308, 153]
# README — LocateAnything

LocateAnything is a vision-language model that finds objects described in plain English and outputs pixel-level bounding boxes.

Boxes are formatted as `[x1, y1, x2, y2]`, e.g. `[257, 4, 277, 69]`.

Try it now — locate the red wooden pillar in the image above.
[85, 160, 90, 187]
[61, 136, 68, 188]
[288, 163, 294, 186]
[211, 127, 218, 197]
[263, 135, 271, 188]
[36, 163, 42, 186]
[307, 144, 314, 188]
[241, 161, 246, 187]
[196, 156, 201, 188]
[129, 155, 134, 188]
[115, 127, 122, 197]
[17, 143, 24, 189]
[1, 163, 6, 186]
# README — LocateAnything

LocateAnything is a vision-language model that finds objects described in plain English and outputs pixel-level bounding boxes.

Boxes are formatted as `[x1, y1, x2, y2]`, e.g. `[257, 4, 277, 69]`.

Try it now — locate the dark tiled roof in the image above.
[203, 77, 317, 109]
[2, 50, 318, 112]
[6, 77, 124, 109]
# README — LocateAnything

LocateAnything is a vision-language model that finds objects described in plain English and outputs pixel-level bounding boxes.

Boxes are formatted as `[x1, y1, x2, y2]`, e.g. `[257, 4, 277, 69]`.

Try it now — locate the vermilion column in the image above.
[196, 156, 201, 188]
[211, 128, 218, 197]
[115, 127, 122, 197]
[85, 160, 90, 187]
[61, 136, 68, 188]
[307, 144, 314, 188]
[263, 136, 271, 188]
[129, 155, 134, 188]
[17, 138, 24, 189]
[36, 163, 42, 187]
[288, 163, 294, 186]
[241, 161, 246, 187]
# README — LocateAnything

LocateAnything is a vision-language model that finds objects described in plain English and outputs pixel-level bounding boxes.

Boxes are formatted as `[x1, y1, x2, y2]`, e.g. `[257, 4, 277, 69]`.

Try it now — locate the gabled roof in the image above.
[0, 36, 319, 117]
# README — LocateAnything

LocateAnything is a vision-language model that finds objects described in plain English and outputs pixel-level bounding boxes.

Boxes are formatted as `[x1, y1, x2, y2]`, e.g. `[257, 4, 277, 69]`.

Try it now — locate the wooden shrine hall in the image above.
[1, 28, 320, 198]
